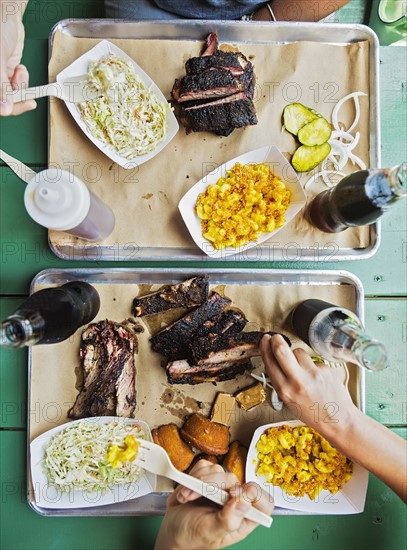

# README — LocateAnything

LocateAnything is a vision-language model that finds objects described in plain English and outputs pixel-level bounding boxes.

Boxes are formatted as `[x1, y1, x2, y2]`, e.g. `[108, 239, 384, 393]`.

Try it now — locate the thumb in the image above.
[0, 95, 13, 116]
[213, 496, 250, 532]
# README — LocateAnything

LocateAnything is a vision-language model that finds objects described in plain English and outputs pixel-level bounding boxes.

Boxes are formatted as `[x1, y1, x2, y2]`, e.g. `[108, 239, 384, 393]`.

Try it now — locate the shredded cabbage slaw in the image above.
[77, 54, 168, 159]
[43, 421, 146, 493]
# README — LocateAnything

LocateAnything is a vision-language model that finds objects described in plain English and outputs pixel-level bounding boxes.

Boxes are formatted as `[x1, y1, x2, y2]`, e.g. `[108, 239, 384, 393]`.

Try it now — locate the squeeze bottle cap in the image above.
[24, 169, 90, 231]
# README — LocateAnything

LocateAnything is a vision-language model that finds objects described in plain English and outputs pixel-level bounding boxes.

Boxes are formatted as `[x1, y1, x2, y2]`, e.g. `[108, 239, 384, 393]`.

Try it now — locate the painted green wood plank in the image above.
[0, 299, 27, 429]
[23, 0, 106, 40]
[0, 168, 54, 296]
[379, 47, 407, 167]
[0, 39, 48, 165]
[325, 198, 407, 297]
[364, 298, 407, 424]
[1, 429, 405, 550]
[325, 0, 366, 23]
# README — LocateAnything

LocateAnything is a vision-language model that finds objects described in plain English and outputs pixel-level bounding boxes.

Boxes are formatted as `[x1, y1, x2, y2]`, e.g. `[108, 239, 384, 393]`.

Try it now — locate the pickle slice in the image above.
[283, 103, 318, 136]
[298, 117, 332, 146]
[291, 143, 331, 172]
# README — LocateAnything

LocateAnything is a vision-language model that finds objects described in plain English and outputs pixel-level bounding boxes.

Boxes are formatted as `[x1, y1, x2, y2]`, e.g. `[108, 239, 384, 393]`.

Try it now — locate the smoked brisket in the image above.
[180, 92, 257, 136]
[172, 32, 257, 136]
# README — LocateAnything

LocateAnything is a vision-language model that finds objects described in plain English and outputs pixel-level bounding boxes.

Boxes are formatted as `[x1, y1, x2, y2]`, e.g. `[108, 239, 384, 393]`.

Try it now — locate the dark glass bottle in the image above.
[308, 163, 406, 232]
[291, 299, 388, 371]
[0, 282, 100, 348]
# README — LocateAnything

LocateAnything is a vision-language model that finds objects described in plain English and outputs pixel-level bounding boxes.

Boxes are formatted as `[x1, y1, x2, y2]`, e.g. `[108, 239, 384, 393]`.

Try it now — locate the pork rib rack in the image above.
[147, 283, 291, 384]
[171, 33, 257, 136]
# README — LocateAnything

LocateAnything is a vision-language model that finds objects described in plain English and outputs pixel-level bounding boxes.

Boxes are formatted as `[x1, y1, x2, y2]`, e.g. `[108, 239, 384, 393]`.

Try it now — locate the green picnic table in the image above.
[0, 1, 406, 549]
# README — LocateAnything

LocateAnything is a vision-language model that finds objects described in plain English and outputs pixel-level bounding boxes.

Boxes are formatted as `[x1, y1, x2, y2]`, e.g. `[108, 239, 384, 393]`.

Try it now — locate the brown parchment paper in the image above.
[48, 32, 370, 254]
[29, 280, 358, 492]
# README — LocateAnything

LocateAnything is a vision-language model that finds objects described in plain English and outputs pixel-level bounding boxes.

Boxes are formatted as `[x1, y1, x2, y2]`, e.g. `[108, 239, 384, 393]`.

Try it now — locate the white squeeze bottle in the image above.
[0, 149, 115, 242]
[24, 168, 115, 241]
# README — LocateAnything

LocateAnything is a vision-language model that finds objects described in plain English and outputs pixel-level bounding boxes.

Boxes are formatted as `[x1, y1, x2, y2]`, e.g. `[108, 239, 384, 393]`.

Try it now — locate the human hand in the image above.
[260, 334, 358, 439]
[0, 0, 36, 115]
[154, 459, 274, 550]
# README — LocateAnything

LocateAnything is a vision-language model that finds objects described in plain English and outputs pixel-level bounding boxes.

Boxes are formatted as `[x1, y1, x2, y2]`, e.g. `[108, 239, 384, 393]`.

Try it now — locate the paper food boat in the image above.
[178, 145, 307, 258]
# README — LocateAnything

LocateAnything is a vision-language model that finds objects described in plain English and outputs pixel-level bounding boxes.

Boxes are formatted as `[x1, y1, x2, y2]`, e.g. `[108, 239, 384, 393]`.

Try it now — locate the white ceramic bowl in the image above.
[178, 145, 306, 258]
[30, 417, 156, 509]
[246, 420, 368, 514]
[56, 40, 179, 169]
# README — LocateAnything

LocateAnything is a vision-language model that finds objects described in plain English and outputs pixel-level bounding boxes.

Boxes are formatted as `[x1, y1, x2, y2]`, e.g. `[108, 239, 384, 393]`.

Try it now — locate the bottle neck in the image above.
[350, 328, 388, 372]
[308, 308, 388, 371]
[325, 319, 388, 371]
[0, 312, 45, 348]
[387, 163, 407, 197]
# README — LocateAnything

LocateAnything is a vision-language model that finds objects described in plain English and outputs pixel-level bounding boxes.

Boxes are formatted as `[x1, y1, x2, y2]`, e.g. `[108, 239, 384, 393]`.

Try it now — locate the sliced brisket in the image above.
[172, 32, 257, 136]
[185, 51, 250, 76]
[180, 92, 257, 136]
[171, 68, 247, 103]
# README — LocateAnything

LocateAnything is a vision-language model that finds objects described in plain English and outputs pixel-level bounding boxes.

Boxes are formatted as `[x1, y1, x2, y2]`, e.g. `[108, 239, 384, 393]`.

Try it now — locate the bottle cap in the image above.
[24, 169, 90, 231]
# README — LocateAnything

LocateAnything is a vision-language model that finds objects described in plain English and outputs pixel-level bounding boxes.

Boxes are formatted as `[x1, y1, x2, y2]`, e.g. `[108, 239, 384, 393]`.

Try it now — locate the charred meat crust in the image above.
[172, 32, 257, 136]
[185, 51, 250, 76]
[166, 358, 253, 384]
[180, 92, 257, 136]
[191, 331, 291, 364]
[194, 309, 248, 338]
[144, 276, 290, 385]
[133, 275, 209, 316]
[150, 292, 231, 360]
[171, 68, 253, 103]
[68, 320, 137, 419]
[165, 331, 290, 385]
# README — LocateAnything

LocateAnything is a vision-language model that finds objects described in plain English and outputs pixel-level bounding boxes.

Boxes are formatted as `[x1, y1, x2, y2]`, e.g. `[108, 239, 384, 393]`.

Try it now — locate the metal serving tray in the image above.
[49, 20, 380, 262]
[27, 267, 365, 516]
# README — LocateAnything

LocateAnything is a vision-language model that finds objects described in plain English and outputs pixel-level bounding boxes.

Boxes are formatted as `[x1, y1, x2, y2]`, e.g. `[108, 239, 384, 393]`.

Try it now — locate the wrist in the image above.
[320, 402, 362, 451]
[154, 519, 183, 550]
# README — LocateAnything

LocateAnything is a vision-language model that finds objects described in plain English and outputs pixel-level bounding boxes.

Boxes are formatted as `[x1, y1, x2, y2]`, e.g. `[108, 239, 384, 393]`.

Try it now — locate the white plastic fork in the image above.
[7, 75, 97, 104]
[134, 439, 273, 528]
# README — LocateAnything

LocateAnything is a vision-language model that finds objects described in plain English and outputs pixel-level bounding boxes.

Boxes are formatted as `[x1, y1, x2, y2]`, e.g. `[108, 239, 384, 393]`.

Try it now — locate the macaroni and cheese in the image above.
[256, 425, 353, 500]
[195, 163, 290, 249]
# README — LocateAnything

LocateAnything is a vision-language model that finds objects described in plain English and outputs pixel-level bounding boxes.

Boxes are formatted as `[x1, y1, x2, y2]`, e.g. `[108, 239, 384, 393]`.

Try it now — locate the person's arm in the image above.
[0, 0, 36, 115]
[154, 460, 274, 550]
[253, 0, 351, 22]
[260, 334, 407, 502]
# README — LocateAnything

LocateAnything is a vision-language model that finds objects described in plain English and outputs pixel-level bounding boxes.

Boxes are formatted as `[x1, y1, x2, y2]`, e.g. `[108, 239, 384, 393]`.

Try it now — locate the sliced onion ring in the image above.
[331, 91, 367, 134]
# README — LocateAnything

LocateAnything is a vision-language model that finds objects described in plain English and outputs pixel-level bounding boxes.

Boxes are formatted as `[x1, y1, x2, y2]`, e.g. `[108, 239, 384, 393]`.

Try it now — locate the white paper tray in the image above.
[27, 267, 365, 516]
[48, 20, 380, 262]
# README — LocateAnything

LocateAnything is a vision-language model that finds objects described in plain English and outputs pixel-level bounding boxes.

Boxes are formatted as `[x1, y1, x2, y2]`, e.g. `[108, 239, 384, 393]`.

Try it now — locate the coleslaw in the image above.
[77, 54, 168, 159]
[43, 421, 146, 493]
